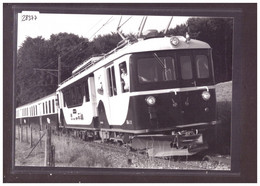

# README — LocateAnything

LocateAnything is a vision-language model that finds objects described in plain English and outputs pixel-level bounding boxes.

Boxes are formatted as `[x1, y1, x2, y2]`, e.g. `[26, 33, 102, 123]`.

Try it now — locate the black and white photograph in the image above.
[3, 3, 257, 183]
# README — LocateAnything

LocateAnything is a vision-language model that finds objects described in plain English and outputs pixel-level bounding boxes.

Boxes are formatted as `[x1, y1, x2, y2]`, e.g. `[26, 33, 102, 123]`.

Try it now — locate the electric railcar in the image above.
[16, 33, 218, 157]
[56, 34, 218, 156]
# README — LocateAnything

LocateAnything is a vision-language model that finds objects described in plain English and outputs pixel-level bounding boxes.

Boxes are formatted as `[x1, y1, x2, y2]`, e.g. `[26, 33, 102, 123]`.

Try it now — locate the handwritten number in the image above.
[21, 15, 37, 21]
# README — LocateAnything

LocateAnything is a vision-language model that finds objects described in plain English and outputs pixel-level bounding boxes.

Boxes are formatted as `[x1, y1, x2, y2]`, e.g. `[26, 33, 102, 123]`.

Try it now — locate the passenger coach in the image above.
[16, 93, 58, 128]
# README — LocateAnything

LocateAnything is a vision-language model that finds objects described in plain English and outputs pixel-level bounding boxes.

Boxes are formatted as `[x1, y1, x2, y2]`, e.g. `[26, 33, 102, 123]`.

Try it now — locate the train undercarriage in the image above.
[59, 126, 209, 157]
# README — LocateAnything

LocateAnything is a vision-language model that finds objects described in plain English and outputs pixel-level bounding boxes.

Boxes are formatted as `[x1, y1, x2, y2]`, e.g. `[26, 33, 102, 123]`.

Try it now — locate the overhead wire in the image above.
[32, 15, 133, 75]
[58, 16, 116, 67]
[118, 16, 132, 30]
[40, 15, 131, 70]
[86, 17, 105, 35]
[89, 16, 114, 40]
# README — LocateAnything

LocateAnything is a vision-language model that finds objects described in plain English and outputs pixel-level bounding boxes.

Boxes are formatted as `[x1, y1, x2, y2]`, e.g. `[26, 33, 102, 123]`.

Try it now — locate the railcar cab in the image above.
[126, 47, 217, 132]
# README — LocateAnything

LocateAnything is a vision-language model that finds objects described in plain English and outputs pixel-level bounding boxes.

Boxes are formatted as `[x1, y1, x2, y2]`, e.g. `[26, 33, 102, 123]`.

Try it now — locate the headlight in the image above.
[201, 91, 211, 101]
[145, 96, 156, 105]
[170, 36, 179, 46]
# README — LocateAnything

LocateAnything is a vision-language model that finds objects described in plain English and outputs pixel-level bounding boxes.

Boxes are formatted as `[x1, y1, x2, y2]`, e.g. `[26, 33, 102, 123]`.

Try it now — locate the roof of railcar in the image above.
[57, 36, 211, 91]
[16, 93, 56, 110]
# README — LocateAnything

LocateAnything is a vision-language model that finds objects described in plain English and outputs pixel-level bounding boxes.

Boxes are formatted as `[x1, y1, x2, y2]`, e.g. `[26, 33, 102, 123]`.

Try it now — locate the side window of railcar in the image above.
[71, 87, 76, 106]
[45, 101, 47, 114]
[107, 66, 117, 97]
[119, 62, 129, 92]
[56, 95, 59, 108]
[63, 82, 87, 107]
[64, 90, 69, 107]
[52, 99, 55, 113]
[43, 103, 45, 114]
[63, 91, 66, 107]
[195, 55, 209, 79]
[49, 100, 51, 113]
[76, 84, 82, 104]
[84, 80, 90, 102]
[180, 56, 193, 80]
[64, 88, 73, 107]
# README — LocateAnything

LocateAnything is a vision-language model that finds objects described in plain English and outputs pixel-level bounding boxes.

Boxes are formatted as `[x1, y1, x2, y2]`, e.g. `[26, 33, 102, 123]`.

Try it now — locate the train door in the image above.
[95, 67, 110, 127]
[105, 60, 130, 125]
[105, 64, 117, 124]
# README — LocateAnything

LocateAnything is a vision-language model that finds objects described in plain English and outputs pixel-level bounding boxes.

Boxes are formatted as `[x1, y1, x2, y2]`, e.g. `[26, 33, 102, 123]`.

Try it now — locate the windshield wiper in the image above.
[153, 53, 172, 81]
[153, 53, 166, 69]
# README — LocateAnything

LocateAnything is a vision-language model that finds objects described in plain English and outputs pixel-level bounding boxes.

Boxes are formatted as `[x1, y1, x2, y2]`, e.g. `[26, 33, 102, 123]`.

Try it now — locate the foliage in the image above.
[16, 36, 52, 106]
[91, 32, 122, 54]
[167, 17, 233, 83]
[167, 23, 188, 36]
[188, 18, 233, 82]
[16, 33, 120, 106]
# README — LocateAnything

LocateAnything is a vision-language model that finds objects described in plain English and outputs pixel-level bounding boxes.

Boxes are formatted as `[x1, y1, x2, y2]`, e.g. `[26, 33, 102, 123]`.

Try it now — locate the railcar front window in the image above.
[137, 56, 177, 83]
[180, 56, 193, 80]
[195, 55, 209, 78]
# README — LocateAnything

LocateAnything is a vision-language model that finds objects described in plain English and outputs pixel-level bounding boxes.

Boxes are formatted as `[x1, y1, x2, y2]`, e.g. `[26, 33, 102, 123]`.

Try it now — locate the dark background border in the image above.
[3, 3, 257, 183]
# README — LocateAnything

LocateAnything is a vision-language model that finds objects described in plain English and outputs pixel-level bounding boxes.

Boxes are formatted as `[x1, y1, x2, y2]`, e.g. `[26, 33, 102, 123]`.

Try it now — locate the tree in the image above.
[167, 24, 188, 36]
[47, 33, 91, 81]
[16, 32, 123, 106]
[16, 36, 52, 106]
[186, 18, 233, 83]
[16, 33, 91, 106]
[91, 33, 122, 54]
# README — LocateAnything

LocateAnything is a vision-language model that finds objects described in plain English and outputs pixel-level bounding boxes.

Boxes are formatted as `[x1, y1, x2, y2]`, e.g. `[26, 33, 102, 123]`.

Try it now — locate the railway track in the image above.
[15, 128, 230, 170]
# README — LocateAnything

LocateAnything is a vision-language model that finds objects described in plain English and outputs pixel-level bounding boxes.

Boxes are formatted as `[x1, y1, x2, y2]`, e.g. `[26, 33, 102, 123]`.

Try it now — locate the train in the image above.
[16, 28, 218, 157]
